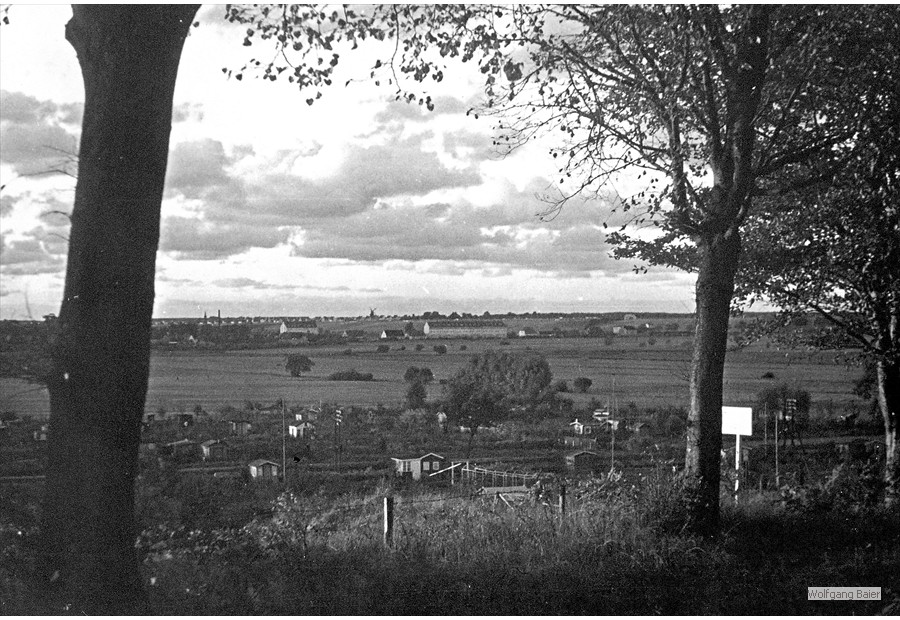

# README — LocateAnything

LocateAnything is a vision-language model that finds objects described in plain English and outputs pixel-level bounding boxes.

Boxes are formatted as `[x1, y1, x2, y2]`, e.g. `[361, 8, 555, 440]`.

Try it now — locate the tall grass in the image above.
[3, 467, 897, 614]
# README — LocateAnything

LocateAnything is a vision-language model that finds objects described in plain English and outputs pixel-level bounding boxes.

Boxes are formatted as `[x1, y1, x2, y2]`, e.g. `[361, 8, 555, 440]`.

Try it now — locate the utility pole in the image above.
[610, 375, 617, 472]
[775, 405, 780, 488]
[281, 398, 286, 489]
[334, 408, 343, 473]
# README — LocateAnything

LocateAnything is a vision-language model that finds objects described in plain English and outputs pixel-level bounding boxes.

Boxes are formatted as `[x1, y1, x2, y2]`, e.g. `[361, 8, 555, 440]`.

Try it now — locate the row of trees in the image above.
[11, 3, 897, 612]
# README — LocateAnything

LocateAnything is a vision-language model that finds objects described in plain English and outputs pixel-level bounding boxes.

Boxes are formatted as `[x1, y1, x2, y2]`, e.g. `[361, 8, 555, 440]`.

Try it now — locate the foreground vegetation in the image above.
[2, 461, 898, 614]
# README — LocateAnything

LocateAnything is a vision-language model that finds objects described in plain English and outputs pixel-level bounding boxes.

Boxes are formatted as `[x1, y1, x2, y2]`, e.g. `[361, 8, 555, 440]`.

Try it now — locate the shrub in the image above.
[328, 369, 374, 381]
[573, 377, 592, 393]
[415, 344, 424, 351]
[433, 344, 448, 355]
[405, 380, 428, 409]
[554, 379, 569, 393]
[761, 371, 775, 379]
[404, 366, 434, 383]
[376, 345, 389, 353]
[459, 344, 467, 351]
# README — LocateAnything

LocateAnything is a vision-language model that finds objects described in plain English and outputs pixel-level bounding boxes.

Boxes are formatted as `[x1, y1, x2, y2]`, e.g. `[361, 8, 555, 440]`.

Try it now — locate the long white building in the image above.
[423, 319, 507, 339]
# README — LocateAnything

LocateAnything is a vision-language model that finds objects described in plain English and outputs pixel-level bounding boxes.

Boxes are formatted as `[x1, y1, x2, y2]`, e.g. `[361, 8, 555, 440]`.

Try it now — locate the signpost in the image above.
[722, 406, 753, 504]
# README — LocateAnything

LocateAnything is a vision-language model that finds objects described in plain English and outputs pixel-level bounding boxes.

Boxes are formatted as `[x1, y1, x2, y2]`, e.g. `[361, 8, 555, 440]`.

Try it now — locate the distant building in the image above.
[288, 422, 316, 439]
[230, 420, 252, 436]
[517, 327, 539, 338]
[391, 452, 447, 481]
[565, 450, 602, 472]
[627, 421, 649, 434]
[623, 313, 637, 321]
[280, 320, 318, 336]
[248, 459, 279, 480]
[380, 329, 406, 340]
[563, 436, 598, 450]
[568, 419, 604, 435]
[423, 319, 506, 339]
[592, 409, 610, 420]
[33, 424, 49, 442]
[612, 326, 637, 336]
[201, 439, 229, 461]
[165, 439, 198, 458]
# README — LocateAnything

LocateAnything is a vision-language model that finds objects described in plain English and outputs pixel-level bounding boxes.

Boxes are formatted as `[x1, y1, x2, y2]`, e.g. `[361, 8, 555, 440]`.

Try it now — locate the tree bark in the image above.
[875, 296, 900, 506]
[877, 358, 900, 506]
[40, 5, 198, 613]
[684, 230, 741, 534]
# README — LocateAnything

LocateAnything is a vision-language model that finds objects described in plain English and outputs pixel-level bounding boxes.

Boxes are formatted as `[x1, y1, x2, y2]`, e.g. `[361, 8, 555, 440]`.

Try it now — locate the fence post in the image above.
[558, 483, 567, 516]
[383, 496, 394, 547]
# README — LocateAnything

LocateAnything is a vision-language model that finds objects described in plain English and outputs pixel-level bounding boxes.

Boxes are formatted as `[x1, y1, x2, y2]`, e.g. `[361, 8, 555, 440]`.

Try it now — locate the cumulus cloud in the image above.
[172, 102, 204, 123]
[159, 129, 483, 258]
[0, 90, 80, 176]
[0, 234, 65, 275]
[0, 195, 17, 217]
[159, 216, 292, 260]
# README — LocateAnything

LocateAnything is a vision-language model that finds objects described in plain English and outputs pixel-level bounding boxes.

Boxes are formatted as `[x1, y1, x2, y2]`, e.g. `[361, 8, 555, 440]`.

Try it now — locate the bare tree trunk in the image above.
[684, 230, 741, 535]
[40, 6, 198, 613]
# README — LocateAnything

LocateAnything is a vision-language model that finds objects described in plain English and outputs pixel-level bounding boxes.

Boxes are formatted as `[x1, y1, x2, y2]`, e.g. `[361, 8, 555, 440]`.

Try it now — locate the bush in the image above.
[459, 345, 467, 351]
[761, 371, 775, 379]
[376, 345, 389, 353]
[573, 377, 592, 393]
[328, 369, 374, 381]
[415, 344, 424, 351]
[554, 379, 569, 393]
[404, 366, 434, 383]
[433, 345, 447, 355]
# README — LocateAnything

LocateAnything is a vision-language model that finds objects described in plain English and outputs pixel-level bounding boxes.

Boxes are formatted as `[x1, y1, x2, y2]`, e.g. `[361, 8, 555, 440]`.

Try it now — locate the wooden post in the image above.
[558, 483, 567, 516]
[775, 409, 780, 487]
[383, 496, 394, 547]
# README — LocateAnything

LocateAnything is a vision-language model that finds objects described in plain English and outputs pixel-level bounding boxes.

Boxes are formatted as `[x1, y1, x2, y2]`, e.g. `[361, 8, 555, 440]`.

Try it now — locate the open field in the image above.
[0, 337, 867, 419]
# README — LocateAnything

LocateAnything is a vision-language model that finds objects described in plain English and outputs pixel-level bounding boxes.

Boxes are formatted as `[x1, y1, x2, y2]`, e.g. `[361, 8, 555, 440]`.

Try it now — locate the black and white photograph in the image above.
[0, 3, 898, 614]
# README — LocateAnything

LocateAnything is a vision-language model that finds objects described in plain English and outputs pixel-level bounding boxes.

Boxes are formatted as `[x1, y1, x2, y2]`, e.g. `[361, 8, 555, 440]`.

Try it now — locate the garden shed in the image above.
[565, 450, 602, 472]
[391, 453, 447, 481]
[248, 459, 279, 480]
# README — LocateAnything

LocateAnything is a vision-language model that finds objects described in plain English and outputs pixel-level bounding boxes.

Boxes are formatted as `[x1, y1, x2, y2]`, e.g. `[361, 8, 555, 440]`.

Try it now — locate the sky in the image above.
[0, 5, 697, 320]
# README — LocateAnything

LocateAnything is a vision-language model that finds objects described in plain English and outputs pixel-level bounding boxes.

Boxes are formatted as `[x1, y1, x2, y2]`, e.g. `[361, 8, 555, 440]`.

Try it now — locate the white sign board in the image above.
[722, 406, 753, 436]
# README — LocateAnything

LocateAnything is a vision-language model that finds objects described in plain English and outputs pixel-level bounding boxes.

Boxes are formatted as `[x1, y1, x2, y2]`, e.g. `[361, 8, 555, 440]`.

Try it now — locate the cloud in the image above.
[160, 130, 483, 258]
[211, 277, 384, 294]
[0, 195, 17, 217]
[159, 216, 292, 260]
[0, 90, 80, 176]
[285, 183, 628, 275]
[373, 95, 472, 124]
[0, 90, 56, 124]
[172, 102, 204, 123]
[0, 234, 65, 275]
[166, 139, 235, 196]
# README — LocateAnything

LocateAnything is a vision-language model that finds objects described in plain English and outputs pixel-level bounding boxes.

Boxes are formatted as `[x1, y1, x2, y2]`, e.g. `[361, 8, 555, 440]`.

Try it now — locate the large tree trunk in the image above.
[40, 6, 198, 613]
[877, 359, 900, 506]
[875, 297, 900, 508]
[684, 230, 741, 534]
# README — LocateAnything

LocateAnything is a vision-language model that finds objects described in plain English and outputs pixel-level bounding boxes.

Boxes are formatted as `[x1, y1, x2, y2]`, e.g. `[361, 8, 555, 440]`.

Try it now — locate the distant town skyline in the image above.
[0, 5, 697, 321]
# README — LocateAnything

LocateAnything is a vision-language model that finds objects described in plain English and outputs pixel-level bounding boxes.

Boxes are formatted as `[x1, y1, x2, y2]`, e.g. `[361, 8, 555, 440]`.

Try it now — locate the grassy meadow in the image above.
[0, 336, 868, 419]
